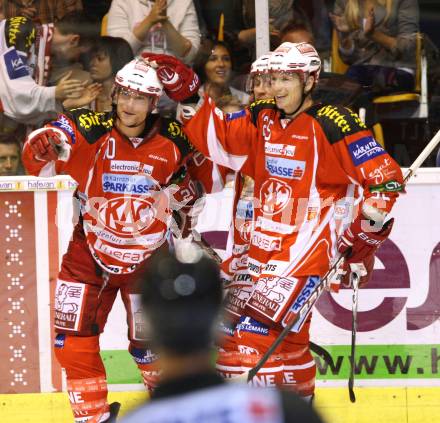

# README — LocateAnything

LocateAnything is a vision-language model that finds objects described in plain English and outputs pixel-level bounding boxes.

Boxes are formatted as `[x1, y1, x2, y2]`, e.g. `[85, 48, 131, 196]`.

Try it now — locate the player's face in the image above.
[253, 74, 272, 101]
[90, 51, 113, 82]
[270, 71, 303, 115]
[116, 88, 154, 127]
[0, 143, 20, 176]
[204, 45, 232, 86]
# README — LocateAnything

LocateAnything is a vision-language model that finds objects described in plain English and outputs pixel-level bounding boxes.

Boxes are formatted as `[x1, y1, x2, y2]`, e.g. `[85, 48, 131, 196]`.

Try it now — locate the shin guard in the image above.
[129, 345, 161, 392]
[54, 334, 109, 423]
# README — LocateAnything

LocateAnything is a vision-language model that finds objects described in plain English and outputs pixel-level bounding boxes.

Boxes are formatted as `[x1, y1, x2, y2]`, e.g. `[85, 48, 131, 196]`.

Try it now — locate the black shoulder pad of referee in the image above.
[306, 104, 368, 145]
[160, 118, 193, 160]
[248, 98, 277, 126]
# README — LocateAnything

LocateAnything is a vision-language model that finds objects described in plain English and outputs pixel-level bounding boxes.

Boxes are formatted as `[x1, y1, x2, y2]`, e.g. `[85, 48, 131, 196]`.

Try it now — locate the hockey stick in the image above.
[348, 272, 360, 403]
[233, 254, 346, 383]
[347, 131, 440, 401]
[237, 128, 440, 385]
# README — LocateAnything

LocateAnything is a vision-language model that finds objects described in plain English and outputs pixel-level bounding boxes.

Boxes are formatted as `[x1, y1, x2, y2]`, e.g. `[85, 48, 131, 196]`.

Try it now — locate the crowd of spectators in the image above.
[0, 0, 438, 175]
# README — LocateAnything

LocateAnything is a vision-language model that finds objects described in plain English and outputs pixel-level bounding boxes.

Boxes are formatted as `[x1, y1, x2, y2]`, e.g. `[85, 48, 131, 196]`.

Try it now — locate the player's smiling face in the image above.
[270, 71, 303, 115]
[116, 88, 153, 127]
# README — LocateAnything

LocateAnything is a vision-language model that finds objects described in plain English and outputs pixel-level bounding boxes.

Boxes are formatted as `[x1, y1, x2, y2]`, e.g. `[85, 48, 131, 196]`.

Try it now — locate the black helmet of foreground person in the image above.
[269, 42, 321, 114]
[139, 245, 223, 354]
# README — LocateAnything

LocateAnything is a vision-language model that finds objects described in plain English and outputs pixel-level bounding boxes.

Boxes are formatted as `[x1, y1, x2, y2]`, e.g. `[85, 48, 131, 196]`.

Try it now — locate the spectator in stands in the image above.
[0, 13, 98, 130]
[239, 0, 294, 49]
[194, 40, 249, 105]
[216, 95, 244, 114]
[330, 0, 420, 94]
[0, 136, 23, 176]
[63, 36, 134, 112]
[0, 0, 82, 23]
[107, 0, 200, 64]
[279, 19, 315, 45]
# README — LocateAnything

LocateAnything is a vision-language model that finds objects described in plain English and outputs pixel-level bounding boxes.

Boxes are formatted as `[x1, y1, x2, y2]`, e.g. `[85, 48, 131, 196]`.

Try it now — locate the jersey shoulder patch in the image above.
[67, 109, 114, 144]
[248, 98, 277, 126]
[160, 118, 193, 159]
[306, 103, 368, 144]
[5, 17, 36, 52]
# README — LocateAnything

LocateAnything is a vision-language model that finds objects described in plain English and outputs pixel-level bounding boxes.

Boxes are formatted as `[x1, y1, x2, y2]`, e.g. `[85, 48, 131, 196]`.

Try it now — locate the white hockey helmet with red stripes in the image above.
[269, 42, 321, 83]
[114, 58, 163, 97]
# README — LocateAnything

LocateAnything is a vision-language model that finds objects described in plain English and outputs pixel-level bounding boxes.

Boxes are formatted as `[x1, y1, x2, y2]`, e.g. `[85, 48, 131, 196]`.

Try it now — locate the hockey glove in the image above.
[26, 127, 71, 162]
[141, 53, 200, 102]
[337, 216, 394, 287]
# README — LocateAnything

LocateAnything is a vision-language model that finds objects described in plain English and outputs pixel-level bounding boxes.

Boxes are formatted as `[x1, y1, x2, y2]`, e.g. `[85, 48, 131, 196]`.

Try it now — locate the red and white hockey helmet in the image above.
[269, 42, 321, 83]
[250, 53, 272, 76]
[114, 58, 163, 97]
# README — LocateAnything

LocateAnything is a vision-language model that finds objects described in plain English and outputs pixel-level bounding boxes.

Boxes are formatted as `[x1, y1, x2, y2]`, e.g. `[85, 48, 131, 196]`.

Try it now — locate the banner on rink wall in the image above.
[0, 172, 439, 393]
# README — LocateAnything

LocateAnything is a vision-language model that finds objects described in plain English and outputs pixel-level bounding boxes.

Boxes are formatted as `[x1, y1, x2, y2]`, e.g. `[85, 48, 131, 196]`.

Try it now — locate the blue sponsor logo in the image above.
[226, 109, 246, 121]
[236, 199, 253, 219]
[4, 48, 29, 79]
[290, 276, 320, 313]
[349, 136, 386, 166]
[130, 347, 158, 364]
[219, 321, 235, 337]
[54, 334, 65, 348]
[52, 115, 76, 143]
[265, 157, 305, 180]
[237, 316, 269, 336]
[102, 174, 156, 194]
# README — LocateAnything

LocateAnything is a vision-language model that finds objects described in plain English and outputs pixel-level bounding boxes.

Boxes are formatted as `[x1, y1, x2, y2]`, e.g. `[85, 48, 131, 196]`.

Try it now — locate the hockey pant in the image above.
[53, 226, 162, 422]
[216, 315, 316, 398]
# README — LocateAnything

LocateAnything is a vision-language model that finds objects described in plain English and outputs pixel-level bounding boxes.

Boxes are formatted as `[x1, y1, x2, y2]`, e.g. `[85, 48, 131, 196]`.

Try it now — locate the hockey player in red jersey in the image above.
[22, 57, 200, 422]
[144, 43, 404, 400]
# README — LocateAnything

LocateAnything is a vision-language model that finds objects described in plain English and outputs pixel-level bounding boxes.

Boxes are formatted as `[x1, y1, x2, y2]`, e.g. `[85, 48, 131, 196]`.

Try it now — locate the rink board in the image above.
[2, 387, 440, 423]
[0, 171, 440, 394]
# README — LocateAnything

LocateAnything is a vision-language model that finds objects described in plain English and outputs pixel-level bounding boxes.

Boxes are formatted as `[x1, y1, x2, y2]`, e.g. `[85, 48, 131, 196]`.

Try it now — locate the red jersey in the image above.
[184, 98, 404, 281]
[23, 109, 197, 274]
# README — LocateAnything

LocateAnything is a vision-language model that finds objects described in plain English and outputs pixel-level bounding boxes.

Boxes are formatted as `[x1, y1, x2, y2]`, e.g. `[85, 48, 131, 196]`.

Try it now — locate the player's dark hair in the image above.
[91, 36, 134, 76]
[55, 12, 99, 46]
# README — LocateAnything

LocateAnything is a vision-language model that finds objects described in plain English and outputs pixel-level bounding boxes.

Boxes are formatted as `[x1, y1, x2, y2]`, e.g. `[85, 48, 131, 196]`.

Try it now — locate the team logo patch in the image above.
[349, 136, 386, 166]
[4, 48, 29, 79]
[102, 173, 156, 194]
[260, 178, 292, 215]
[264, 142, 296, 157]
[265, 157, 305, 180]
[96, 196, 157, 236]
[54, 280, 87, 331]
[52, 115, 76, 143]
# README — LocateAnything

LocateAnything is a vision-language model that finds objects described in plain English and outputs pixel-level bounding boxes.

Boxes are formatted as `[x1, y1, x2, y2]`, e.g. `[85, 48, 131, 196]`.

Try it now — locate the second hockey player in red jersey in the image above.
[144, 43, 404, 400]
[22, 57, 200, 422]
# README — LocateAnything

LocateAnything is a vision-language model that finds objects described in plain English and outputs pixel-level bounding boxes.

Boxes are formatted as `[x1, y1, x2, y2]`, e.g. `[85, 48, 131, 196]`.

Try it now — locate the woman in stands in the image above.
[194, 40, 249, 106]
[330, 0, 419, 94]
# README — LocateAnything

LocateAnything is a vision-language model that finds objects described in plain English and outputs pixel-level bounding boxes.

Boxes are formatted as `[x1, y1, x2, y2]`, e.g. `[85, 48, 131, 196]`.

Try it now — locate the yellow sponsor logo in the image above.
[78, 112, 113, 130]
[8, 16, 27, 46]
[168, 121, 188, 141]
[317, 105, 363, 134]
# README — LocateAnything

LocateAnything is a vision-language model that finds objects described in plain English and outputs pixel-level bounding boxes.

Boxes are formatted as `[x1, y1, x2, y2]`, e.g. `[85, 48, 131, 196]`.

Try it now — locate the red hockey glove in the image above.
[337, 216, 394, 286]
[26, 128, 69, 162]
[142, 53, 200, 102]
